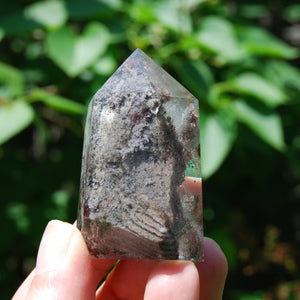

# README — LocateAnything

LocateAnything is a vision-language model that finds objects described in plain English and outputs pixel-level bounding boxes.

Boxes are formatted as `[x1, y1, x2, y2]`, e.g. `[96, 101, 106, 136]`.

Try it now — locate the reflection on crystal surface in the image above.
[78, 49, 203, 261]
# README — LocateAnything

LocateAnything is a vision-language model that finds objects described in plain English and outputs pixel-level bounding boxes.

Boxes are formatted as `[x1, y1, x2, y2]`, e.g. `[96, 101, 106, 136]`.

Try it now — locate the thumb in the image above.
[195, 237, 228, 300]
[144, 238, 228, 300]
[13, 220, 95, 300]
[144, 261, 200, 300]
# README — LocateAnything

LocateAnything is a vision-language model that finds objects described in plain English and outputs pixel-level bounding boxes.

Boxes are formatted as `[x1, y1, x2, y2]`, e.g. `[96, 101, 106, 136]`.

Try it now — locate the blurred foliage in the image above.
[0, 0, 300, 299]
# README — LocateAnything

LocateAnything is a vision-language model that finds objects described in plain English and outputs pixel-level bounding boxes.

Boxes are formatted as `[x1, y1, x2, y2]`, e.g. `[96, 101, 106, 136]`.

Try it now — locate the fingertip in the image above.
[24, 220, 96, 300]
[144, 260, 199, 300]
[195, 237, 228, 300]
[35, 220, 76, 275]
[203, 237, 228, 277]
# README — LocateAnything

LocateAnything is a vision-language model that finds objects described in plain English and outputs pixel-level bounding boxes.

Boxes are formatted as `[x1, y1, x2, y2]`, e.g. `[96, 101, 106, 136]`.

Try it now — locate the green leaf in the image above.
[46, 22, 110, 77]
[93, 53, 118, 76]
[196, 16, 245, 62]
[200, 110, 237, 178]
[154, 1, 192, 34]
[30, 89, 86, 115]
[231, 72, 287, 107]
[237, 26, 299, 59]
[232, 291, 264, 300]
[66, 0, 121, 20]
[232, 99, 285, 151]
[172, 59, 214, 102]
[24, 0, 67, 29]
[239, 4, 269, 18]
[178, 0, 206, 9]
[0, 62, 24, 99]
[1, 1, 67, 35]
[0, 101, 34, 144]
[211, 228, 239, 271]
[51, 190, 70, 220]
[0, 27, 4, 42]
[128, 1, 157, 23]
[264, 60, 300, 92]
[6, 202, 29, 233]
[0, 11, 40, 36]
[284, 5, 300, 22]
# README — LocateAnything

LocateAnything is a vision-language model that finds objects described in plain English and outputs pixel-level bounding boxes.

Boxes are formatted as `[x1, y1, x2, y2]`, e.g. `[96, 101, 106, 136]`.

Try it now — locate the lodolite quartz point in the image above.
[78, 49, 203, 261]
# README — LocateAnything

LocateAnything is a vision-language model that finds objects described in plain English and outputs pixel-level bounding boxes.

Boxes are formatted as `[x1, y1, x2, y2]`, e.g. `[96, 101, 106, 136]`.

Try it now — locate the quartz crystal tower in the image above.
[78, 49, 203, 261]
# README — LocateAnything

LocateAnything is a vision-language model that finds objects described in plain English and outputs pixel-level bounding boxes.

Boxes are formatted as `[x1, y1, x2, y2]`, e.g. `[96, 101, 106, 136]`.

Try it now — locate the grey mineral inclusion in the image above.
[77, 49, 203, 261]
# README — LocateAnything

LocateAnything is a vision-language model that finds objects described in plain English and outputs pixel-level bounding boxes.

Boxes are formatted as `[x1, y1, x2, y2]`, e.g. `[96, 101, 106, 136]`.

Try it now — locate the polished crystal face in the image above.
[78, 49, 203, 261]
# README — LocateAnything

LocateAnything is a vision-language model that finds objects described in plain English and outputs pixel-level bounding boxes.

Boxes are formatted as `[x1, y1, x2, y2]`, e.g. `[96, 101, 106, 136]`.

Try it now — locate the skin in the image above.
[12, 220, 227, 300]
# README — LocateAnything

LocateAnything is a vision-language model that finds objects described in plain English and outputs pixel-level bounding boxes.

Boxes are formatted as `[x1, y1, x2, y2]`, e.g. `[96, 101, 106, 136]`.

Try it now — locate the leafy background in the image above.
[1, 0, 300, 299]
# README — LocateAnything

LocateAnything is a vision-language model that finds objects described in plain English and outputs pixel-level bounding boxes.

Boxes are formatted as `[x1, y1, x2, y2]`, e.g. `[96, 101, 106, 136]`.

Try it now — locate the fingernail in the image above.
[35, 220, 75, 275]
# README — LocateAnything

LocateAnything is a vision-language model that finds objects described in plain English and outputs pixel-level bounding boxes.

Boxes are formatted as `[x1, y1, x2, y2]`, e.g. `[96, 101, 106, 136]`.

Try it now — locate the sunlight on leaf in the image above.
[237, 26, 299, 59]
[200, 110, 237, 178]
[232, 100, 285, 151]
[232, 72, 287, 107]
[197, 16, 245, 61]
[46, 22, 110, 77]
[0, 101, 34, 145]
[93, 53, 118, 76]
[155, 0, 192, 34]
[24, 0, 67, 29]
[30, 89, 86, 115]
[0, 62, 24, 99]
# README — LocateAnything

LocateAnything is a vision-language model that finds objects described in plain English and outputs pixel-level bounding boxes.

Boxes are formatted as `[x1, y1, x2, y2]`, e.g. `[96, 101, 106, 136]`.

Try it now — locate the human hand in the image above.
[12, 220, 227, 300]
